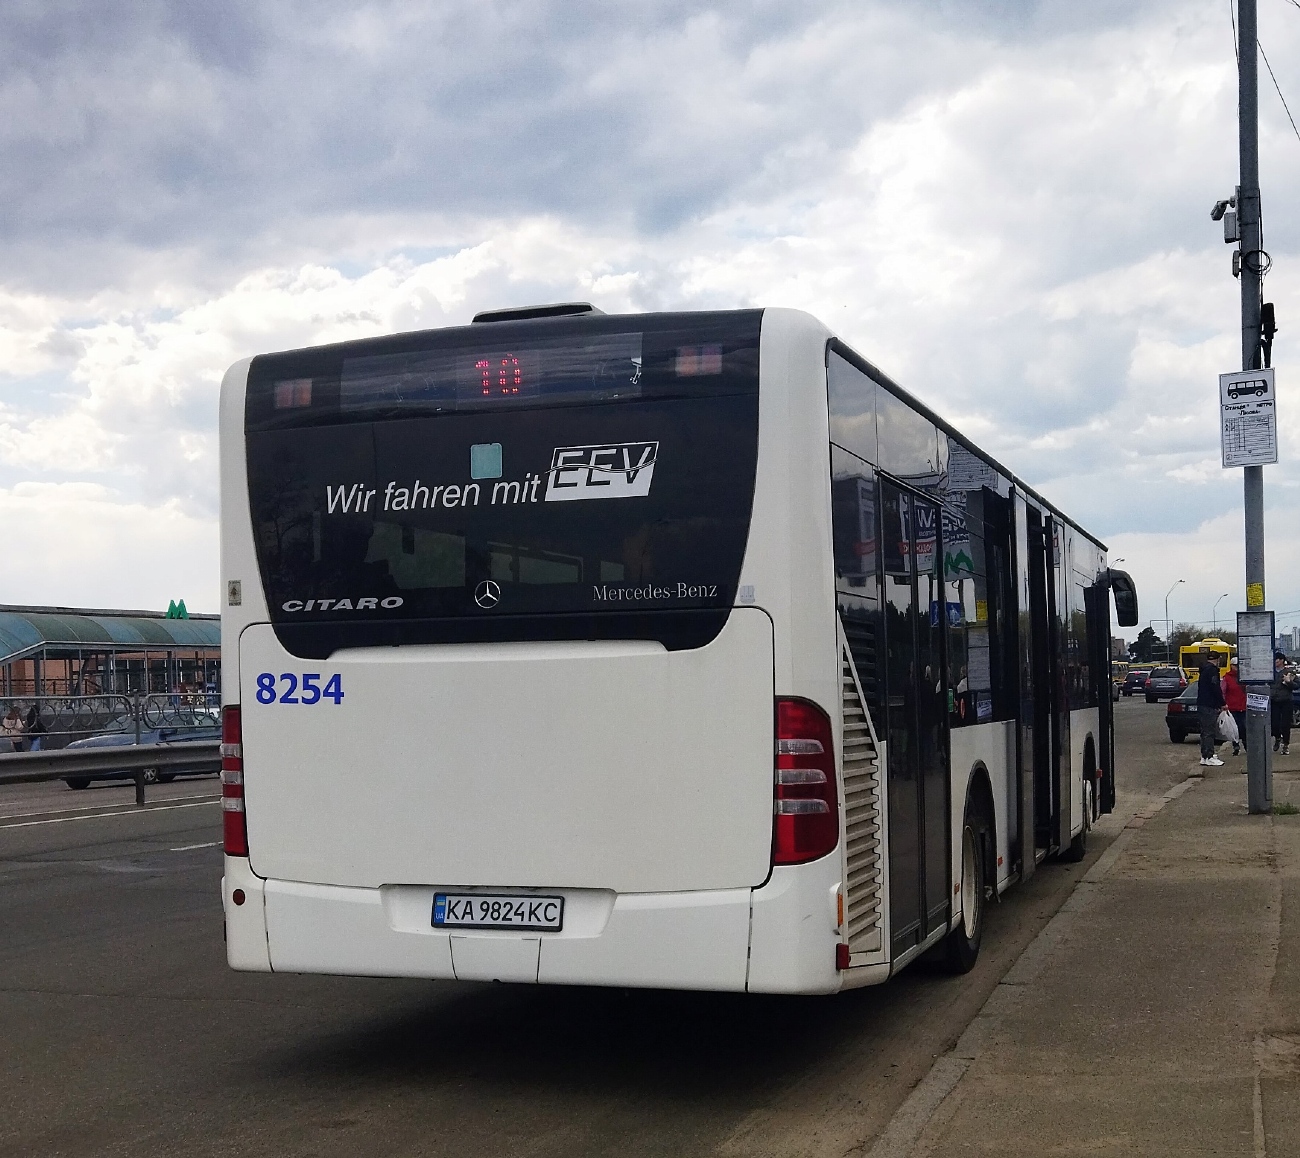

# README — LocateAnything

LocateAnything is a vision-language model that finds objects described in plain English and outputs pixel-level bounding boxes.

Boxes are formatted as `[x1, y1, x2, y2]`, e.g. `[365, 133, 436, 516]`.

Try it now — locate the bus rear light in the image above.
[776, 768, 827, 786]
[775, 798, 830, 814]
[222, 796, 249, 857]
[773, 698, 839, 865]
[778, 738, 825, 755]
[221, 706, 248, 857]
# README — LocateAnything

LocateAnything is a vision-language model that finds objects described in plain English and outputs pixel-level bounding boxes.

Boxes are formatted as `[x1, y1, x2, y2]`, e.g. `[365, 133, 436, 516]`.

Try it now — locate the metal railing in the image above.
[0, 692, 219, 750]
[0, 741, 221, 805]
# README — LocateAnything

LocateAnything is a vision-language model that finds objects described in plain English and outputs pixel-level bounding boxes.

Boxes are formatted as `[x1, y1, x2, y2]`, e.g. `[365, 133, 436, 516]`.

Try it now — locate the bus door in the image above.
[881, 483, 950, 957]
[1085, 583, 1115, 816]
[1024, 512, 1066, 857]
[1029, 511, 1059, 852]
[1049, 520, 1072, 853]
[1013, 499, 1056, 867]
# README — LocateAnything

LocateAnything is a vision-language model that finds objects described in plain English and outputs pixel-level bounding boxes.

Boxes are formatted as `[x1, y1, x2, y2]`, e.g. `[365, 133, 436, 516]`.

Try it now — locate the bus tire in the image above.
[66, 777, 90, 790]
[941, 799, 987, 974]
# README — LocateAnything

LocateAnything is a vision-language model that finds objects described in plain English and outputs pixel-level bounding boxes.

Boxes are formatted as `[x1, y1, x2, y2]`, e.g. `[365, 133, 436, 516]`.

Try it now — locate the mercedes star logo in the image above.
[474, 580, 501, 609]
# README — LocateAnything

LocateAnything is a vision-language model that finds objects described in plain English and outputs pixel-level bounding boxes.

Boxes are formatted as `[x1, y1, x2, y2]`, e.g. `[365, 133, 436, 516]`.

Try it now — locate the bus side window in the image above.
[943, 502, 995, 727]
[828, 351, 878, 465]
[831, 446, 882, 711]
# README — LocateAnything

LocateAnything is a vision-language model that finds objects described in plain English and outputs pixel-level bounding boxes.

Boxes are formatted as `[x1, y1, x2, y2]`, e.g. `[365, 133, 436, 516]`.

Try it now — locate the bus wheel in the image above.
[942, 801, 986, 973]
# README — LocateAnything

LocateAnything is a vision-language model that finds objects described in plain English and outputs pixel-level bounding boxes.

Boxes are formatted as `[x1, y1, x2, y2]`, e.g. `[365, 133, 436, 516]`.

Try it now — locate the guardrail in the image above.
[0, 742, 220, 805]
[0, 693, 220, 748]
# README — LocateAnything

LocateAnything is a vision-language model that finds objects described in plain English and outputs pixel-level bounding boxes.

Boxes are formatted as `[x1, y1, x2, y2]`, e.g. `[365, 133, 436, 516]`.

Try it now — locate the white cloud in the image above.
[0, 482, 218, 611]
[0, 0, 1297, 619]
[1108, 502, 1300, 643]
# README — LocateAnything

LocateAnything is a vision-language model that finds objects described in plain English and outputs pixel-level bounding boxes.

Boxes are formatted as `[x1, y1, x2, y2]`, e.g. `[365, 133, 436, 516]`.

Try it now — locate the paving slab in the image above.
[910, 768, 1300, 1157]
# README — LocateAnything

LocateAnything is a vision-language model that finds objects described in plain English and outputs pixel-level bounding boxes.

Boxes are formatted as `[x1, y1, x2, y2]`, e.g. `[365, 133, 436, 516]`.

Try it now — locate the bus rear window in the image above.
[243, 313, 761, 657]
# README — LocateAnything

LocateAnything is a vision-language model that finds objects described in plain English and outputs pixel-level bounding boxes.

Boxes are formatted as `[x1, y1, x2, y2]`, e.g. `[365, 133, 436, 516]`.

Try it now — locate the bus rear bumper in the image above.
[222, 856, 271, 972]
[247, 877, 758, 991]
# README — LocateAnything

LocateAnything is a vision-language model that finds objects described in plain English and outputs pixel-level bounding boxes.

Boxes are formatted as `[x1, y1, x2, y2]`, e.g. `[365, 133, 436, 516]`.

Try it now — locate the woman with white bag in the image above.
[1222, 657, 1247, 757]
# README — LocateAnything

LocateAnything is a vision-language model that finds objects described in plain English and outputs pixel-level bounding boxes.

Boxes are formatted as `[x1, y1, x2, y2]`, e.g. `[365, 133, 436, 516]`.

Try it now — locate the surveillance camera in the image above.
[1211, 196, 1236, 222]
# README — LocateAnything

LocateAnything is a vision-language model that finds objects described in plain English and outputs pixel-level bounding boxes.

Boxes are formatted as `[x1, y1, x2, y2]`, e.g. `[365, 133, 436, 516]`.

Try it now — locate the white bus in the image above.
[220, 304, 1139, 993]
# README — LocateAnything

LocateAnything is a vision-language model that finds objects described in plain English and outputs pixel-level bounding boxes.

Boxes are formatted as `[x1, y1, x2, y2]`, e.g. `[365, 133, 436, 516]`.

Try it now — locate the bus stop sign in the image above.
[1220, 368, 1278, 468]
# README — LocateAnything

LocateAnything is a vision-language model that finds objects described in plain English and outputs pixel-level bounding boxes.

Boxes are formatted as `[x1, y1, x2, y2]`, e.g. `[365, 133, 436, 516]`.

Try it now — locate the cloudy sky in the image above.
[1, 0, 1298, 639]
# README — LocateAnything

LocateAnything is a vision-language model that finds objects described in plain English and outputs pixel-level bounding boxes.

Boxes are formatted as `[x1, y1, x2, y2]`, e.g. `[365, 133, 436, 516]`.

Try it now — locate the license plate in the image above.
[432, 893, 564, 931]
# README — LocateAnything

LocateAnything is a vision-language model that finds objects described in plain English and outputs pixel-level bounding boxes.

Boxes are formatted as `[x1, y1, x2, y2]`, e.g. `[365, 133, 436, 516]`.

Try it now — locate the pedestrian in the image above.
[1, 704, 24, 752]
[23, 705, 46, 752]
[1271, 651, 1295, 755]
[1222, 657, 1248, 756]
[1196, 654, 1226, 767]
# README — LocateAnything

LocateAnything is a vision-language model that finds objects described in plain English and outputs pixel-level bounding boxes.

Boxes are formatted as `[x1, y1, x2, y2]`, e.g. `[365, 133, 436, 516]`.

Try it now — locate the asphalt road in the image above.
[0, 700, 1190, 1158]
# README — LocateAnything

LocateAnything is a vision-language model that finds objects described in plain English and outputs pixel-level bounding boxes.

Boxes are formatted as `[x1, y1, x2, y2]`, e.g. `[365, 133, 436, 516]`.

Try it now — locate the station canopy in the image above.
[0, 605, 219, 666]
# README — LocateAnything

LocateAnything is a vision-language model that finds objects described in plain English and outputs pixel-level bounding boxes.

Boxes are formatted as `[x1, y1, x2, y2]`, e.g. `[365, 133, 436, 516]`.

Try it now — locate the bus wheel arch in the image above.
[941, 766, 994, 974]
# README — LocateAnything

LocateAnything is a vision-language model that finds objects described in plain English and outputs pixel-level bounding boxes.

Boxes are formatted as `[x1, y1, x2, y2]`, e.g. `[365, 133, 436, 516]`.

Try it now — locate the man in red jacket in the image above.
[1223, 657, 1247, 757]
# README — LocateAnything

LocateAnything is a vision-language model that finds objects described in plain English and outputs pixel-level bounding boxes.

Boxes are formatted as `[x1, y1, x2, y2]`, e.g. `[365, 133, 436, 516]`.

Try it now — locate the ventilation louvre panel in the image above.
[842, 646, 883, 953]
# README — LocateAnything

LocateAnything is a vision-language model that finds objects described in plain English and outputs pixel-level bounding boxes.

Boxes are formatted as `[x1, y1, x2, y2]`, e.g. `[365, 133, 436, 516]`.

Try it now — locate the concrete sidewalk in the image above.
[893, 764, 1300, 1157]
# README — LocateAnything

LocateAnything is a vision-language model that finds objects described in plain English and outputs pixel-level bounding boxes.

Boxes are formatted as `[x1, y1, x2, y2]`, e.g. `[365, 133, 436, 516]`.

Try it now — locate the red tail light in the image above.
[221, 706, 248, 857]
[773, 698, 839, 865]
[1169, 702, 1183, 714]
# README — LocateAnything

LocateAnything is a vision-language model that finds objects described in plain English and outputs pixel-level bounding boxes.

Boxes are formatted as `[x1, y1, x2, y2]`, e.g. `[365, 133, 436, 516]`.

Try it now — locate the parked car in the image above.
[1166, 685, 1202, 743]
[1144, 666, 1187, 703]
[1122, 669, 1151, 697]
[62, 712, 220, 789]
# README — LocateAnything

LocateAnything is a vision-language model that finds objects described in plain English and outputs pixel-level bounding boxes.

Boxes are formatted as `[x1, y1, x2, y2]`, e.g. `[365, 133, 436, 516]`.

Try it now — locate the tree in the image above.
[1170, 622, 1205, 654]
[1130, 627, 1162, 663]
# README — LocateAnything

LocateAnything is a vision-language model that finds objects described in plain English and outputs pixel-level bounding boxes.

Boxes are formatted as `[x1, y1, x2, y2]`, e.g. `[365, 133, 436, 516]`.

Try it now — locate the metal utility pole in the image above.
[1238, 0, 1272, 812]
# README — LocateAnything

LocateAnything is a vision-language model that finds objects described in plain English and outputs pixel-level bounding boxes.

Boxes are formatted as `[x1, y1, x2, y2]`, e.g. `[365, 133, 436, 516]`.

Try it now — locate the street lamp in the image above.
[1212, 593, 1230, 634]
[1164, 579, 1185, 661]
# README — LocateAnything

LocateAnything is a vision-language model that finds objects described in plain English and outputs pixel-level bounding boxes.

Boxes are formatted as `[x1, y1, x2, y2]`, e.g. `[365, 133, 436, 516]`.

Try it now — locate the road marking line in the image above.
[0, 800, 220, 830]
[0, 791, 218, 822]
[169, 841, 221, 851]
